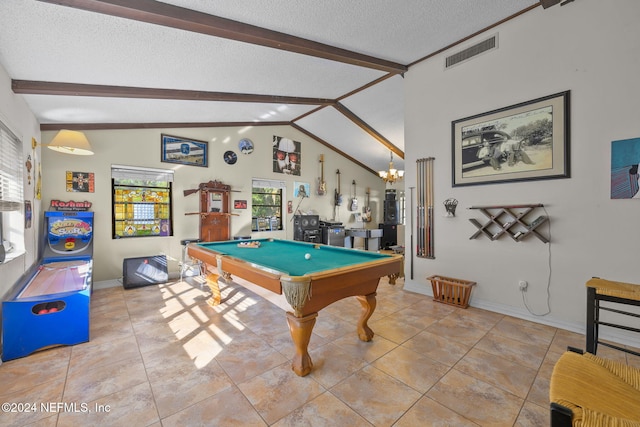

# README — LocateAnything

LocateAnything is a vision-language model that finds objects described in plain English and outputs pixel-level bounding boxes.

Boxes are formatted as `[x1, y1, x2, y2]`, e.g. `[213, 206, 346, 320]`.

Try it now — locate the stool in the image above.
[549, 347, 640, 426]
[180, 238, 203, 282]
[586, 277, 640, 357]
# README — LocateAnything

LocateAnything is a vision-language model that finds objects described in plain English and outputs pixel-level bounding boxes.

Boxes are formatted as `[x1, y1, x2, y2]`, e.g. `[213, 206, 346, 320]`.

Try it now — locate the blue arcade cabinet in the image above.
[2, 211, 94, 361]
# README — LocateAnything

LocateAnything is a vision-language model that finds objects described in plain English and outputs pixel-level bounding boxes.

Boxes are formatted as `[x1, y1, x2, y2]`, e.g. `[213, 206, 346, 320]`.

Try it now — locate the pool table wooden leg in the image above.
[356, 292, 377, 341]
[286, 312, 318, 377]
[206, 273, 221, 307]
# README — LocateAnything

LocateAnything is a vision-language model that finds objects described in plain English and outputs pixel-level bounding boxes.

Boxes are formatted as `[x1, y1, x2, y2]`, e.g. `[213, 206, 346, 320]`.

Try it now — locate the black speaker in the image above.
[293, 215, 319, 230]
[385, 189, 397, 200]
[379, 224, 397, 249]
[123, 255, 169, 289]
[293, 215, 320, 242]
[384, 200, 398, 225]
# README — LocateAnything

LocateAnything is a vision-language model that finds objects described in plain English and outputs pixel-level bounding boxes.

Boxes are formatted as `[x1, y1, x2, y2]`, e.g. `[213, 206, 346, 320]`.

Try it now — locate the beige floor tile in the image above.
[372, 345, 450, 393]
[307, 342, 368, 388]
[491, 316, 556, 347]
[0, 378, 65, 426]
[89, 315, 134, 346]
[390, 305, 441, 330]
[57, 381, 159, 427]
[146, 358, 234, 418]
[213, 332, 289, 383]
[161, 386, 267, 427]
[547, 328, 585, 354]
[402, 330, 472, 367]
[369, 315, 425, 344]
[473, 331, 547, 371]
[238, 364, 325, 425]
[514, 401, 549, 427]
[454, 348, 537, 399]
[427, 369, 523, 426]
[272, 391, 373, 427]
[526, 374, 551, 409]
[409, 298, 458, 319]
[425, 316, 489, 347]
[68, 334, 140, 373]
[312, 312, 356, 341]
[330, 365, 422, 426]
[63, 355, 147, 403]
[330, 332, 398, 364]
[394, 396, 480, 427]
[0, 346, 70, 397]
[448, 307, 504, 330]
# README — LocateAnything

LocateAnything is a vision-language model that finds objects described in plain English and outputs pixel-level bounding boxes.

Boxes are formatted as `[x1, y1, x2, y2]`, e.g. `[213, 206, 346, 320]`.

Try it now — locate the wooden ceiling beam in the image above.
[37, 0, 407, 74]
[333, 102, 403, 159]
[39, 121, 289, 131]
[12, 80, 334, 105]
[290, 123, 380, 177]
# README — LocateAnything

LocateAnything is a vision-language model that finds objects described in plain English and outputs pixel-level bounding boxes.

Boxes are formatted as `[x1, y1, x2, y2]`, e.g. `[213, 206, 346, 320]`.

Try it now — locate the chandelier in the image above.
[378, 151, 404, 184]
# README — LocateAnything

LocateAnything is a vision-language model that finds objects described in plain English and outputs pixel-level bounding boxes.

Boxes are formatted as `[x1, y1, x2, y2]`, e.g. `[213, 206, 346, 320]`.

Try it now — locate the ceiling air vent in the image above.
[445, 34, 498, 69]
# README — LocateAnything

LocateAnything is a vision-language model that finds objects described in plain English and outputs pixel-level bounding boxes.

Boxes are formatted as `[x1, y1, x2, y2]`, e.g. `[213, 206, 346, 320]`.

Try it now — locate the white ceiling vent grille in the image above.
[445, 34, 498, 69]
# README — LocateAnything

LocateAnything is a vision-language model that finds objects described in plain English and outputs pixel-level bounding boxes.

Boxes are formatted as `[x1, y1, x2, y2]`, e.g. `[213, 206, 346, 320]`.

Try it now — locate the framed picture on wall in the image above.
[161, 134, 208, 167]
[452, 91, 570, 187]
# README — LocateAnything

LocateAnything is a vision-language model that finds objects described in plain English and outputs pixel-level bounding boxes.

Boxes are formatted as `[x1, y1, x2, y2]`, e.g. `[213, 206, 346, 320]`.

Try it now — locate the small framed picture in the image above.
[161, 134, 208, 167]
[234, 200, 247, 209]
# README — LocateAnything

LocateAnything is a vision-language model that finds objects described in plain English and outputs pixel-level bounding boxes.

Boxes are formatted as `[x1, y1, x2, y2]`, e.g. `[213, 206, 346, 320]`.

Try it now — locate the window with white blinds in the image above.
[0, 119, 25, 263]
[0, 121, 24, 212]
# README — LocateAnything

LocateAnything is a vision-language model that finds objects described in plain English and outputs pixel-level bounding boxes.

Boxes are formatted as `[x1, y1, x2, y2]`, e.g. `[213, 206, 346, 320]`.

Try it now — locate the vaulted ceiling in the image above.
[0, 0, 546, 175]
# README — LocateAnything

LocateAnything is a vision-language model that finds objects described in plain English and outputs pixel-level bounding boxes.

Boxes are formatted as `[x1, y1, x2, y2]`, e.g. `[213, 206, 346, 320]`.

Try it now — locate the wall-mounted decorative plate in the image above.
[239, 138, 254, 154]
[224, 150, 238, 165]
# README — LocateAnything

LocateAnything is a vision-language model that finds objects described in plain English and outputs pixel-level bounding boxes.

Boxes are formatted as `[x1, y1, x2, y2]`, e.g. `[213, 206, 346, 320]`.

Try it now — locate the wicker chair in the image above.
[550, 348, 640, 426]
[586, 277, 640, 357]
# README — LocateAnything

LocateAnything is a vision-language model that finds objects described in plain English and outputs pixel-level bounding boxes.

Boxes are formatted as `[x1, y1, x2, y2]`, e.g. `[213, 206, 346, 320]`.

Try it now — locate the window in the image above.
[0, 119, 25, 263]
[251, 179, 285, 231]
[111, 165, 174, 238]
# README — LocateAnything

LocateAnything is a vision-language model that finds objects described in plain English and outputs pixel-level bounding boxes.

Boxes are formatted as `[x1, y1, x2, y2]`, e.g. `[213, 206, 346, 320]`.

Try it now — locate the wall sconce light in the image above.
[379, 151, 404, 184]
[48, 130, 94, 155]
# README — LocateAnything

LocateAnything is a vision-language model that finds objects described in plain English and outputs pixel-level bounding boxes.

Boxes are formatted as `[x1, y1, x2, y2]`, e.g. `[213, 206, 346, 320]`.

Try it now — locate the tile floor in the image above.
[1, 275, 639, 427]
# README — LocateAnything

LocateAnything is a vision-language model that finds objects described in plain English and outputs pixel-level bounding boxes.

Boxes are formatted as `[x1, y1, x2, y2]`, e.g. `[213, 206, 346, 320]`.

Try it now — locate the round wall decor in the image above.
[239, 138, 254, 154]
[223, 150, 238, 165]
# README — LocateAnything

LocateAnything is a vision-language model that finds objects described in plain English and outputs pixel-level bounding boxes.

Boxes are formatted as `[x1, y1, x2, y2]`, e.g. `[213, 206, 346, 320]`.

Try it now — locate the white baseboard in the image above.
[403, 281, 640, 350]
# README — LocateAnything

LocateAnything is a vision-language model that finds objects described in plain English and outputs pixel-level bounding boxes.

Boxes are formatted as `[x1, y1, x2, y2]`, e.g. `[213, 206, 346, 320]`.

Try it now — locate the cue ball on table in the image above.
[305, 253, 311, 260]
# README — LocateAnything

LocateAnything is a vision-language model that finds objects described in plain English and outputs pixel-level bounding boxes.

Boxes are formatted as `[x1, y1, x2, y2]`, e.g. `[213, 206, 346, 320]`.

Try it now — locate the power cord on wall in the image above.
[521, 205, 552, 316]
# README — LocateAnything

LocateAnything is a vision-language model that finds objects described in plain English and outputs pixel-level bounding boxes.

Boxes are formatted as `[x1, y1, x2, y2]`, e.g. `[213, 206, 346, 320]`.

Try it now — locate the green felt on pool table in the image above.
[195, 239, 393, 277]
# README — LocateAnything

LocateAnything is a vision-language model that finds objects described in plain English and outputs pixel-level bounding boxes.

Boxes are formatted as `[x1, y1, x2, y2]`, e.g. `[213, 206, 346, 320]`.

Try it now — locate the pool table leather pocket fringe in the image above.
[282, 278, 312, 317]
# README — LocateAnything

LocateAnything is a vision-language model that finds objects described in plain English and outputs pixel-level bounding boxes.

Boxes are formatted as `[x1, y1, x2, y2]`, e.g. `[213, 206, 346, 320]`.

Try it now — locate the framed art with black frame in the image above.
[452, 91, 570, 187]
[161, 134, 208, 167]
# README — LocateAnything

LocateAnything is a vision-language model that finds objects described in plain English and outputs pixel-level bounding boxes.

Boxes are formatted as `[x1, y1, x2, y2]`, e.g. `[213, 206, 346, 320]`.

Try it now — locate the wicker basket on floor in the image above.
[427, 275, 476, 308]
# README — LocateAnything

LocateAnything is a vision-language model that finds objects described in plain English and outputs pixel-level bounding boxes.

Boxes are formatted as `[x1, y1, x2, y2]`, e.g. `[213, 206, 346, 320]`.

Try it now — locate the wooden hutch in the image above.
[184, 180, 232, 242]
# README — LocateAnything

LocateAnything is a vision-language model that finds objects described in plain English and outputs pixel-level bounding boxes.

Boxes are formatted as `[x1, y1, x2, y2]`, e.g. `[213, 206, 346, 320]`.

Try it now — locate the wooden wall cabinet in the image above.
[468, 204, 549, 243]
[185, 180, 232, 242]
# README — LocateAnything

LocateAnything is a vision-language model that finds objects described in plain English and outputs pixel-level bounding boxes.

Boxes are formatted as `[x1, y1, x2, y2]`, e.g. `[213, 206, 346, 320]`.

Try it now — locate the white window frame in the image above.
[0, 119, 25, 263]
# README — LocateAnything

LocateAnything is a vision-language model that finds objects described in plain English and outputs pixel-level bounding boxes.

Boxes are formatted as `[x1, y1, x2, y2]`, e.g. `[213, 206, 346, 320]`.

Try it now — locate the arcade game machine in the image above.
[2, 210, 94, 361]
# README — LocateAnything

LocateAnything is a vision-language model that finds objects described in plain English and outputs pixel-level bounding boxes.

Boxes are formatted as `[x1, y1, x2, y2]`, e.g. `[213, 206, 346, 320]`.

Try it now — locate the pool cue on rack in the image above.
[417, 159, 424, 258]
[426, 157, 435, 258]
[409, 186, 415, 279]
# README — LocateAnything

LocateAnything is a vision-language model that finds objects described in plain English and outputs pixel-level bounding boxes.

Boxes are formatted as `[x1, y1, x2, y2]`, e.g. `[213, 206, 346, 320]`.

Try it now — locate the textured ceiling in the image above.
[0, 0, 541, 174]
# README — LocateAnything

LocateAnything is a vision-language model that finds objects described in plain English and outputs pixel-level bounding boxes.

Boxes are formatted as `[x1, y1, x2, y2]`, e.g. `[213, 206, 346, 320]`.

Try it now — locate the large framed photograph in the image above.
[161, 134, 208, 167]
[452, 91, 570, 187]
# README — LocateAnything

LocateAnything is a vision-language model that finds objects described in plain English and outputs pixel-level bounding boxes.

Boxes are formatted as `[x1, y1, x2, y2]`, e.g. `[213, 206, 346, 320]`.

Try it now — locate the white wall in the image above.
[0, 63, 42, 303]
[404, 0, 640, 343]
[41, 127, 387, 282]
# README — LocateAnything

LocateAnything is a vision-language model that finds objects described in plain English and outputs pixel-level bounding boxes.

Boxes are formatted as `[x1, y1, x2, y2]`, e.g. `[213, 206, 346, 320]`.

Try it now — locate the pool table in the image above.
[187, 238, 402, 376]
